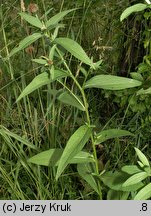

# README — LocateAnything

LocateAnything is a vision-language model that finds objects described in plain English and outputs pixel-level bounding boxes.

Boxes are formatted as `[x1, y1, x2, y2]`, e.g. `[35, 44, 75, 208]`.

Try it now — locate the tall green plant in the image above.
[4, 8, 145, 199]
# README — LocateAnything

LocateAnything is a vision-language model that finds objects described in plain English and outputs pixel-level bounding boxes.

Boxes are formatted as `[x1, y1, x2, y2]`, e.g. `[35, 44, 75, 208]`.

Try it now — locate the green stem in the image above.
[56, 47, 102, 199]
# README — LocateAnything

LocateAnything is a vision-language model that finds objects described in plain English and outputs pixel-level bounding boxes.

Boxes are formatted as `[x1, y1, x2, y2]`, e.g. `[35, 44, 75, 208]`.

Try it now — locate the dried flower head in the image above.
[25, 46, 35, 54]
[28, 3, 38, 13]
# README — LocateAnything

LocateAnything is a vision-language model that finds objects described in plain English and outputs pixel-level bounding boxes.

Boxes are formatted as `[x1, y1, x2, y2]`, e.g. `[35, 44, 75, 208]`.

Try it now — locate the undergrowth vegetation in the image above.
[0, 0, 151, 200]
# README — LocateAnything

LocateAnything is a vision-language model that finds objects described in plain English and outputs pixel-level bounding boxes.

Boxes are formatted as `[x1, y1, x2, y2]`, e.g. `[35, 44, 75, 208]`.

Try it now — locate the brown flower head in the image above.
[25, 46, 35, 54]
[28, 3, 38, 13]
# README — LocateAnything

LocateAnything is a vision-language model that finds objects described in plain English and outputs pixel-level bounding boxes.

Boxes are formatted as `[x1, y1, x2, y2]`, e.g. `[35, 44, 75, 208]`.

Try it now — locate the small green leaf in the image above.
[56, 125, 92, 180]
[138, 161, 144, 168]
[55, 37, 94, 67]
[135, 147, 150, 167]
[84, 75, 142, 90]
[0, 127, 36, 150]
[122, 165, 142, 175]
[134, 183, 151, 200]
[120, 4, 148, 22]
[122, 172, 148, 187]
[19, 12, 44, 29]
[57, 91, 85, 111]
[16, 69, 68, 102]
[77, 163, 99, 195]
[46, 9, 76, 29]
[28, 149, 94, 166]
[94, 129, 134, 145]
[32, 59, 47, 65]
[9, 33, 42, 57]
[49, 44, 57, 60]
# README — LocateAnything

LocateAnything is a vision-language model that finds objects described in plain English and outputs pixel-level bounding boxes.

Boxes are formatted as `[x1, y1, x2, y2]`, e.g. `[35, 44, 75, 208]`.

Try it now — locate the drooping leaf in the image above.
[134, 148, 150, 167]
[77, 163, 100, 195]
[55, 37, 94, 67]
[57, 91, 85, 111]
[84, 75, 142, 90]
[120, 4, 148, 22]
[28, 149, 94, 166]
[56, 125, 92, 180]
[122, 172, 148, 187]
[121, 165, 142, 175]
[16, 69, 68, 102]
[46, 9, 76, 29]
[0, 127, 36, 150]
[134, 183, 151, 200]
[94, 129, 134, 145]
[100, 171, 144, 192]
[19, 12, 44, 29]
[9, 33, 42, 57]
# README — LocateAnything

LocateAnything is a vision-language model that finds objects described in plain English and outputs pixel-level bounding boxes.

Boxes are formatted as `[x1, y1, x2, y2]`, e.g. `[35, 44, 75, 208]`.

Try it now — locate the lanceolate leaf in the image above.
[120, 4, 148, 22]
[16, 69, 68, 102]
[134, 148, 150, 167]
[28, 149, 94, 166]
[56, 125, 92, 180]
[121, 165, 142, 175]
[32, 58, 47, 65]
[46, 9, 76, 29]
[84, 75, 142, 90]
[55, 37, 94, 67]
[122, 172, 148, 187]
[77, 163, 99, 195]
[19, 12, 44, 29]
[9, 33, 42, 57]
[100, 171, 144, 192]
[57, 91, 85, 111]
[94, 129, 134, 145]
[134, 183, 151, 200]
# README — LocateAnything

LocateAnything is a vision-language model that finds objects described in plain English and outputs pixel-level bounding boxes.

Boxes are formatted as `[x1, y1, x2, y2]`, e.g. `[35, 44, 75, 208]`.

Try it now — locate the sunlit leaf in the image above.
[122, 172, 148, 187]
[134, 183, 151, 200]
[84, 75, 142, 90]
[134, 147, 150, 167]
